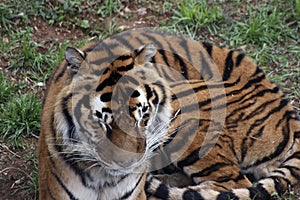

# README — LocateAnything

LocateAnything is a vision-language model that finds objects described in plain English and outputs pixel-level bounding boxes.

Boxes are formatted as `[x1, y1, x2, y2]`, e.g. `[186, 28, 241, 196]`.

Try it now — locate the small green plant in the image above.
[0, 93, 41, 147]
[296, 0, 300, 18]
[170, 0, 223, 34]
[0, 73, 17, 105]
[272, 190, 296, 200]
[24, 149, 39, 199]
[223, 5, 294, 48]
[97, 0, 124, 17]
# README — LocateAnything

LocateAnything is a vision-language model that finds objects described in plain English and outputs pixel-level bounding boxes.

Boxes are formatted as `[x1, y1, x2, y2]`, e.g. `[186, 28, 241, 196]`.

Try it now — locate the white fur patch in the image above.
[92, 95, 113, 124]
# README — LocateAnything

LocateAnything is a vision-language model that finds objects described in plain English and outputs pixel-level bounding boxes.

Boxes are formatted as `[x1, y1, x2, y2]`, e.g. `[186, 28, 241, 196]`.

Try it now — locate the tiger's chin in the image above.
[89, 159, 148, 177]
[79, 150, 149, 176]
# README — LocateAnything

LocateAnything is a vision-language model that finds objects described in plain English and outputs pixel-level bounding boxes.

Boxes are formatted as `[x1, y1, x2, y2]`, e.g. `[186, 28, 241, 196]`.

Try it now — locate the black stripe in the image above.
[173, 82, 207, 99]
[112, 34, 135, 50]
[216, 174, 234, 183]
[90, 56, 115, 66]
[151, 88, 159, 105]
[47, 179, 57, 200]
[270, 176, 290, 195]
[116, 54, 132, 61]
[101, 41, 118, 56]
[236, 53, 245, 67]
[177, 148, 201, 169]
[279, 110, 299, 129]
[144, 175, 152, 191]
[216, 172, 246, 183]
[219, 135, 240, 162]
[284, 165, 300, 181]
[51, 113, 63, 152]
[156, 49, 171, 68]
[201, 101, 227, 112]
[120, 174, 144, 200]
[89, 42, 119, 65]
[52, 171, 79, 200]
[223, 50, 234, 81]
[249, 126, 265, 147]
[183, 189, 205, 200]
[158, 64, 175, 82]
[245, 99, 288, 139]
[191, 162, 228, 178]
[189, 74, 264, 112]
[145, 84, 153, 99]
[253, 66, 263, 75]
[172, 77, 239, 98]
[162, 118, 199, 153]
[131, 90, 140, 97]
[62, 93, 78, 142]
[96, 75, 115, 92]
[180, 92, 225, 113]
[100, 92, 112, 102]
[168, 46, 189, 79]
[169, 79, 191, 87]
[243, 98, 278, 121]
[153, 81, 167, 106]
[211, 183, 229, 190]
[202, 42, 213, 57]
[154, 183, 170, 199]
[248, 183, 271, 199]
[54, 65, 67, 82]
[247, 105, 290, 165]
[225, 87, 280, 125]
[226, 101, 257, 123]
[135, 36, 145, 47]
[223, 77, 241, 87]
[217, 191, 239, 200]
[227, 87, 278, 116]
[105, 124, 112, 139]
[141, 32, 164, 49]
[52, 99, 94, 190]
[272, 169, 286, 176]
[161, 117, 183, 147]
[83, 43, 99, 53]
[243, 72, 265, 89]
[116, 63, 134, 72]
[284, 151, 300, 162]
[179, 38, 192, 65]
[96, 70, 125, 92]
[198, 50, 213, 80]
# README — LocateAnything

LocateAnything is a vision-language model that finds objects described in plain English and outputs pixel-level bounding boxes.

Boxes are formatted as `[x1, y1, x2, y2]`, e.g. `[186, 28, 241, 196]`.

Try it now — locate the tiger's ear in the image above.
[134, 43, 156, 65]
[65, 47, 86, 72]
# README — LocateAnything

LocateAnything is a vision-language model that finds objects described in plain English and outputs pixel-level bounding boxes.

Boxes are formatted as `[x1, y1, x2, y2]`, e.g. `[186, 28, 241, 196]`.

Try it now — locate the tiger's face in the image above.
[56, 44, 173, 175]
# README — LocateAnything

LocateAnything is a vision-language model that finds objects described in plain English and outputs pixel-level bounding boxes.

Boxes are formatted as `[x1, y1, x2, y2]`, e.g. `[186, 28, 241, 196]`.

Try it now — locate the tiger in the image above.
[38, 28, 300, 200]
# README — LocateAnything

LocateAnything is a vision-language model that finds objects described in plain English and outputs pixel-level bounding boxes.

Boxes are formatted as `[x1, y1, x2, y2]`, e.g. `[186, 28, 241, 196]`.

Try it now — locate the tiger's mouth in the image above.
[94, 147, 149, 175]
[91, 133, 149, 174]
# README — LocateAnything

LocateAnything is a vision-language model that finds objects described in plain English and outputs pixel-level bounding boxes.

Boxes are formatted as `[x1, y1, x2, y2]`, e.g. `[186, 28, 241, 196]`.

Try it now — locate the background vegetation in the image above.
[0, 0, 299, 199]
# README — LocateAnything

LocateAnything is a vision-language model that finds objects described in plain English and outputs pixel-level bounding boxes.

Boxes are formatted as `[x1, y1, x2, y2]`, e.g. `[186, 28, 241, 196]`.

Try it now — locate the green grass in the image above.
[168, 0, 224, 38]
[0, 72, 17, 105]
[225, 5, 293, 46]
[0, 92, 40, 147]
[272, 190, 297, 200]
[97, 0, 124, 17]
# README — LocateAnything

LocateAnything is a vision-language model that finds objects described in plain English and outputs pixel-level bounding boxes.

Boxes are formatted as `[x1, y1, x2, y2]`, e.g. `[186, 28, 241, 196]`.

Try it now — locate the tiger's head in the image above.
[54, 43, 174, 175]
